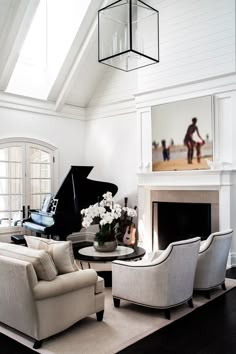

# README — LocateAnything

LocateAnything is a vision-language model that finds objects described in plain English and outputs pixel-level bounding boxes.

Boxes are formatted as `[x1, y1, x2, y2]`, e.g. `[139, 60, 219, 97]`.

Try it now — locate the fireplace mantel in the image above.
[137, 169, 236, 266]
[137, 168, 236, 188]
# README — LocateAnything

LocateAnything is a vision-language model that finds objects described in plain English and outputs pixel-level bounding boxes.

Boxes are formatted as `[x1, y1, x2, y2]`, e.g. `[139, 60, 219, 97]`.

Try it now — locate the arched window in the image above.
[0, 138, 58, 231]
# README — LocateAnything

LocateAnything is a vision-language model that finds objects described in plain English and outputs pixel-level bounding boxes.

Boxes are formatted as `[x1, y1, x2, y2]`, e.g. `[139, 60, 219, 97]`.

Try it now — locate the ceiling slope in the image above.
[0, 0, 112, 111]
[48, 0, 108, 109]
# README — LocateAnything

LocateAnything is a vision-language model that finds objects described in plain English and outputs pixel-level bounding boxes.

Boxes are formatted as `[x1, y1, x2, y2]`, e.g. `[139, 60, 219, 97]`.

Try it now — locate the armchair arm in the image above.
[33, 269, 97, 300]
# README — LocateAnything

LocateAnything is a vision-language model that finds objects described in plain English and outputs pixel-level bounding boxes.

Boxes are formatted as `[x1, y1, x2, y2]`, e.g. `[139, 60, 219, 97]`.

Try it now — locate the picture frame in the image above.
[151, 95, 213, 171]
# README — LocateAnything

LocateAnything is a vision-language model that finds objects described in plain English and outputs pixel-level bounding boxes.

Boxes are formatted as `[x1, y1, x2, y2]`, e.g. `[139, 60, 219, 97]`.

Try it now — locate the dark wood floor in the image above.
[117, 268, 236, 354]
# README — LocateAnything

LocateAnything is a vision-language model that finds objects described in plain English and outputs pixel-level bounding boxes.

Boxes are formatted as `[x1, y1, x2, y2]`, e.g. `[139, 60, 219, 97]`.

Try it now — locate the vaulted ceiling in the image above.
[0, 0, 111, 110]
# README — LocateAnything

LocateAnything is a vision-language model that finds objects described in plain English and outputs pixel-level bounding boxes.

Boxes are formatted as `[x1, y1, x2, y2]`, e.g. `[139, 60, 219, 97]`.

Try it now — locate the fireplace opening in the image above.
[153, 201, 211, 249]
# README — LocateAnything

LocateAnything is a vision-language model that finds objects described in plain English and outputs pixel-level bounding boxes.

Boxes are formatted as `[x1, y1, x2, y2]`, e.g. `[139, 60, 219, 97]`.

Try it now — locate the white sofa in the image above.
[0, 242, 105, 349]
[112, 237, 201, 319]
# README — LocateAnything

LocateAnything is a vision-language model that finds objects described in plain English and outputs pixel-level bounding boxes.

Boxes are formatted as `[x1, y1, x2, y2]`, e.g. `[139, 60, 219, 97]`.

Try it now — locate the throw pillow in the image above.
[25, 236, 78, 274]
[0, 242, 57, 281]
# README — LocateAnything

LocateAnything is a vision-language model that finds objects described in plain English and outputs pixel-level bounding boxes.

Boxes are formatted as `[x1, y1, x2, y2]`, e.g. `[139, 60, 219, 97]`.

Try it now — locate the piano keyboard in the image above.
[23, 222, 46, 232]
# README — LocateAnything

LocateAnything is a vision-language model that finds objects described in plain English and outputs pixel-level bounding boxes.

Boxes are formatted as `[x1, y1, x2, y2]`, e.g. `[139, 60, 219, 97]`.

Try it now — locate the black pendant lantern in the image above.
[98, 0, 159, 72]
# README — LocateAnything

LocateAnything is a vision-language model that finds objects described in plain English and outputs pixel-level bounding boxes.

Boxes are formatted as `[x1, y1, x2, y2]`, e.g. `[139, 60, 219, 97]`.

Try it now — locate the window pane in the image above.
[31, 179, 40, 194]
[10, 162, 22, 178]
[0, 148, 9, 161]
[0, 179, 9, 194]
[30, 148, 41, 162]
[41, 164, 50, 178]
[0, 162, 8, 177]
[11, 195, 22, 210]
[9, 147, 22, 162]
[41, 151, 50, 163]
[11, 179, 22, 194]
[30, 163, 51, 178]
[41, 179, 50, 193]
[0, 212, 10, 226]
[30, 163, 40, 178]
[0, 196, 9, 211]
[31, 194, 41, 209]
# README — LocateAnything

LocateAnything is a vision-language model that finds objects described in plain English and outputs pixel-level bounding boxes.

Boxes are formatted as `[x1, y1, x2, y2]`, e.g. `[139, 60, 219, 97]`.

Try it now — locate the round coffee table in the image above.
[77, 245, 146, 264]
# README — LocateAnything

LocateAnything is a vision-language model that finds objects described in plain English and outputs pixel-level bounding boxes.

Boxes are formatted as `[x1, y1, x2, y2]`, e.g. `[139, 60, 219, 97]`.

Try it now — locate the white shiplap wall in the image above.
[88, 61, 137, 107]
[137, 0, 236, 93]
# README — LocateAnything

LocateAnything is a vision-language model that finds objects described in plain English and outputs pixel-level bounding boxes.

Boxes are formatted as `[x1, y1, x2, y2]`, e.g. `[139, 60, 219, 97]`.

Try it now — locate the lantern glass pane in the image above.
[99, 0, 130, 60]
[131, 2, 159, 60]
[98, 0, 159, 71]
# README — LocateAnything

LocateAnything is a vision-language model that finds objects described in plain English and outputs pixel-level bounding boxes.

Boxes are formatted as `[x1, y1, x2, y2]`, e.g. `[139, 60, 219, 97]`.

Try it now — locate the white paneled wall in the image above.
[89, 0, 235, 106]
[83, 112, 138, 207]
[85, 0, 236, 260]
[88, 63, 137, 107]
[138, 0, 235, 93]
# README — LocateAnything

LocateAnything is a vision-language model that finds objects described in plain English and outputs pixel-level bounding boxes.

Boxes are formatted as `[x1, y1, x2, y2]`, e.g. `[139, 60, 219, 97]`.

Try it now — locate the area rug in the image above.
[0, 278, 236, 354]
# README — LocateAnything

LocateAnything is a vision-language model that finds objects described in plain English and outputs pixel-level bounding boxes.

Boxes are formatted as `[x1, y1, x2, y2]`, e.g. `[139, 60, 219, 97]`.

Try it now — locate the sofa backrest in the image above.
[0, 242, 57, 281]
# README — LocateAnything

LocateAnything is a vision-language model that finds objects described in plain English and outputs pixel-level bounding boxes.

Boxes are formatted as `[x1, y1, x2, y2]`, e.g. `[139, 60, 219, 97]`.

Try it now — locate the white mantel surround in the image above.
[137, 169, 236, 267]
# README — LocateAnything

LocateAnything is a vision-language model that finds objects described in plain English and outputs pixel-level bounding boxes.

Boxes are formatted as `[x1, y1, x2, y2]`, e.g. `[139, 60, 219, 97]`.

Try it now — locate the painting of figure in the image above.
[152, 96, 213, 171]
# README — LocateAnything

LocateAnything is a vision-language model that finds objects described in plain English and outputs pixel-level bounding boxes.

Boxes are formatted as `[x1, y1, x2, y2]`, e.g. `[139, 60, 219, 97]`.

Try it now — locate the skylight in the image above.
[6, 0, 91, 100]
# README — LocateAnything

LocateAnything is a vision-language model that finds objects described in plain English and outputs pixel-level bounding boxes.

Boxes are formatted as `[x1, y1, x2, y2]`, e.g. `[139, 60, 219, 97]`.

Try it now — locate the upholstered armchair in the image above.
[193, 229, 233, 298]
[112, 237, 201, 319]
[0, 241, 105, 349]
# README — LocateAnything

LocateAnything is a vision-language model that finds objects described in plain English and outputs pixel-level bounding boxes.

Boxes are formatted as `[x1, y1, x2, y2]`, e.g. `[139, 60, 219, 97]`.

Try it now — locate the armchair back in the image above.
[194, 229, 233, 290]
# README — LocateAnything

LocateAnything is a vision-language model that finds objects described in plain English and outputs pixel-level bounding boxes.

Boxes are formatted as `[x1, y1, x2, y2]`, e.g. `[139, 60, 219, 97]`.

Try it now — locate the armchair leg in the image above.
[206, 290, 211, 299]
[164, 309, 171, 320]
[113, 297, 120, 308]
[96, 310, 104, 321]
[33, 340, 42, 349]
[221, 281, 226, 291]
[188, 298, 194, 308]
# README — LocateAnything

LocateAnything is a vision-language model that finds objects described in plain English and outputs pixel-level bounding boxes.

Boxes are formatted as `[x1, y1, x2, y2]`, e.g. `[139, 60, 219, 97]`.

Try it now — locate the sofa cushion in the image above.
[0, 242, 57, 281]
[25, 236, 78, 274]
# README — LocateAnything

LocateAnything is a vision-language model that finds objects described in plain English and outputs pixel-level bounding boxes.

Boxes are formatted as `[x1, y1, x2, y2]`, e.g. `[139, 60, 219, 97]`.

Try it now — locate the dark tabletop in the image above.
[73, 241, 146, 262]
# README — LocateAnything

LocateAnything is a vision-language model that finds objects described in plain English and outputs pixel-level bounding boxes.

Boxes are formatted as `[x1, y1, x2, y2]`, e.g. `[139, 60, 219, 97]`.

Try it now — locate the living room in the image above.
[0, 0, 236, 353]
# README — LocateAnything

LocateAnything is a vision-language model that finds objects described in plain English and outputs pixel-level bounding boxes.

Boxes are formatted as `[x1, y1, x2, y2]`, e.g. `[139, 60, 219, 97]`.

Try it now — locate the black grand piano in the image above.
[22, 166, 118, 240]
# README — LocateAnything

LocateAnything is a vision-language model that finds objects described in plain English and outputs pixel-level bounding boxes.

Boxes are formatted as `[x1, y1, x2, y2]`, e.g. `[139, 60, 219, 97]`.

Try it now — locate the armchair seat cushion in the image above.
[0, 243, 57, 281]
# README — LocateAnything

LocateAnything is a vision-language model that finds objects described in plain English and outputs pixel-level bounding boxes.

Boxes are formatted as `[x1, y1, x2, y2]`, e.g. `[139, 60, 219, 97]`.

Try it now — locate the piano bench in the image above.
[11, 234, 26, 245]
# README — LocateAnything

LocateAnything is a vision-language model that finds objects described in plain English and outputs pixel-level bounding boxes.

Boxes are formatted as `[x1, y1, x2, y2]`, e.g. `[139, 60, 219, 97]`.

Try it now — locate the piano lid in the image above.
[55, 166, 118, 207]
[22, 166, 118, 240]
[54, 166, 118, 234]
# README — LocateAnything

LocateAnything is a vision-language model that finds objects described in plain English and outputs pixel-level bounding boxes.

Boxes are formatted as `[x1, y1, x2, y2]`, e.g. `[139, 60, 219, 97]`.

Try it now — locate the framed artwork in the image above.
[151, 96, 213, 171]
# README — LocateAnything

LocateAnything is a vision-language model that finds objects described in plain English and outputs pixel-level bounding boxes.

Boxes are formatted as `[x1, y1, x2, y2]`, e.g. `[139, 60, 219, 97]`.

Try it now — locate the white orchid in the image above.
[81, 191, 137, 245]
[123, 206, 137, 218]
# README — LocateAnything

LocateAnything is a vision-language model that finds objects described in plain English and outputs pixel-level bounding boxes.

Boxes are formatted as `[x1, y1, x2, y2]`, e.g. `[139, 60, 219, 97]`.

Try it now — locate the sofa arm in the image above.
[33, 269, 97, 300]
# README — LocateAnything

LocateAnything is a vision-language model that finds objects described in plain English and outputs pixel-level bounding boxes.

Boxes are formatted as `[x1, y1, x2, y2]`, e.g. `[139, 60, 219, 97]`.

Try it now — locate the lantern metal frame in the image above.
[98, 0, 159, 72]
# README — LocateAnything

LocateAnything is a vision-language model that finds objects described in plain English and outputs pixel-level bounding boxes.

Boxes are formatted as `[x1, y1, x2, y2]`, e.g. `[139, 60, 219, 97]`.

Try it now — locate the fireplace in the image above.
[150, 189, 218, 250]
[153, 201, 211, 249]
[137, 169, 234, 254]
